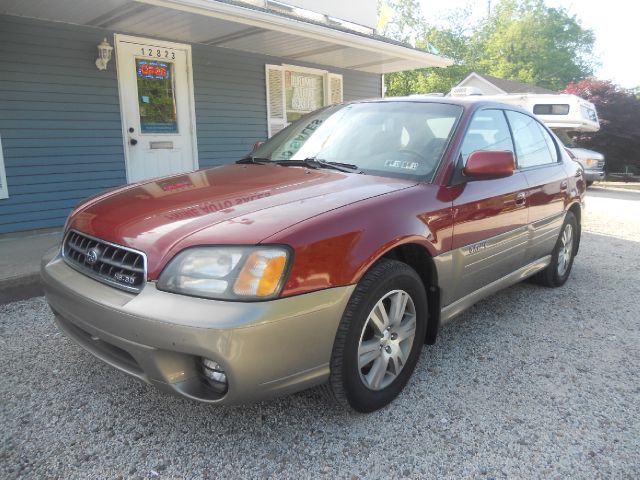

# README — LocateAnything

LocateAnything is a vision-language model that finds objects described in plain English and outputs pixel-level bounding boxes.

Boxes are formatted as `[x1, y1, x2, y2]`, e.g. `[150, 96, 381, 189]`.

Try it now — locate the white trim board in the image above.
[136, 0, 453, 71]
[0, 136, 8, 200]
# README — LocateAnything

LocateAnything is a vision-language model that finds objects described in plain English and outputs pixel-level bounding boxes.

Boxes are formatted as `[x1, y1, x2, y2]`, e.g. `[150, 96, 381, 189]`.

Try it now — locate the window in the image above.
[285, 70, 325, 123]
[551, 129, 576, 148]
[533, 104, 570, 115]
[506, 111, 557, 168]
[265, 64, 343, 137]
[135, 59, 178, 133]
[580, 105, 598, 122]
[460, 109, 514, 165]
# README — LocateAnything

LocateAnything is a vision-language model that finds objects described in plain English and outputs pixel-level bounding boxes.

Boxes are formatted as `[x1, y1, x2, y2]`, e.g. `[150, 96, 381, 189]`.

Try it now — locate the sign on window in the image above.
[285, 70, 324, 123]
[266, 64, 343, 137]
[136, 59, 178, 133]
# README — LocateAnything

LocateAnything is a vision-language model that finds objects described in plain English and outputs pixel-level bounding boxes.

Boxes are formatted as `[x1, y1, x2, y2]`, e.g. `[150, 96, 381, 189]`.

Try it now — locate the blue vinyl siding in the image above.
[0, 15, 126, 233]
[0, 14, 381, 234]
[191, 46, 382, 168]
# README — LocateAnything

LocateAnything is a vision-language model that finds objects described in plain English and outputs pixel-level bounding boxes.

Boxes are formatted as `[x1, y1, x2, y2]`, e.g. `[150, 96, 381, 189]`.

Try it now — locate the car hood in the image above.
[68, 164, 416, 278]
[568, 147, 604, 160]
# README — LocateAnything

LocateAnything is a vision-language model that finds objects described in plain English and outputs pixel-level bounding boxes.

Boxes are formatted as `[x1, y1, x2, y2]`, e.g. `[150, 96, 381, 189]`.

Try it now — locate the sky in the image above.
[418, 0, 639, 88]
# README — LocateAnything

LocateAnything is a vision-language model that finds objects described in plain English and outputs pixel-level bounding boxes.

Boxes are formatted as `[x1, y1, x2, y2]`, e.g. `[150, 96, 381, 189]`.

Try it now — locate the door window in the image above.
[506, 111, 557, 168]
[460, 109, 514, 165]
[136, 59, 178, 133]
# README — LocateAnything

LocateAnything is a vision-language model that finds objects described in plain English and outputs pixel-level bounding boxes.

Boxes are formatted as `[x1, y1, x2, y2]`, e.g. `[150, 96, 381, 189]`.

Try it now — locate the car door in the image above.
[448, 108, 529, 304]
[504, 111, 568, 263]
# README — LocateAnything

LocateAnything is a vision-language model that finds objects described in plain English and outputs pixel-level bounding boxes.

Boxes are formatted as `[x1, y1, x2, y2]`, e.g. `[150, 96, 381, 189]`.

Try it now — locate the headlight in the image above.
[157, 246, 291, 300]
[585, 158, 596, 167]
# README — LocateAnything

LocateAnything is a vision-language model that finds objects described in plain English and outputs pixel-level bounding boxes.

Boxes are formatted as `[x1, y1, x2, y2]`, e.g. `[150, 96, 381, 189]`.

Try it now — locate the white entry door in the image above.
[115, 35, 198, 183]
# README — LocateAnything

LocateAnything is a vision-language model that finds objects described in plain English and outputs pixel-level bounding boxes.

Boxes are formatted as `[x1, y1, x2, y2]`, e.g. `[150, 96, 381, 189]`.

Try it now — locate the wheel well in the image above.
[381, 244, 440, 345]
[568, 203, 582, 255]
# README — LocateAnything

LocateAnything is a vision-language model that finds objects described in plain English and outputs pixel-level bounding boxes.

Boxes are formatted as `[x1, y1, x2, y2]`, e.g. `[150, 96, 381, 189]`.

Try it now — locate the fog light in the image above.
[201, 358, 228, 393]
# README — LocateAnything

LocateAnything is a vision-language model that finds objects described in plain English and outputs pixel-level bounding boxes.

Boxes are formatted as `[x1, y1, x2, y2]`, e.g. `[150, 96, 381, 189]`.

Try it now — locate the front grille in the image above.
[62, 230, 147, 293]
[597, 160, 605, 169]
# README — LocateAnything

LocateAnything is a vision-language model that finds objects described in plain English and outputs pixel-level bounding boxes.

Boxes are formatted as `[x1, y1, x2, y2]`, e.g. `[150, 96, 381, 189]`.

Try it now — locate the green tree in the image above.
[381, 1, 478, 96]
[379, 0, 430, 96]
[378, 0, 426, 44]
[564, 79, 640, 175]
[380, 0, 597, 96]
[478, 0, 596, 90]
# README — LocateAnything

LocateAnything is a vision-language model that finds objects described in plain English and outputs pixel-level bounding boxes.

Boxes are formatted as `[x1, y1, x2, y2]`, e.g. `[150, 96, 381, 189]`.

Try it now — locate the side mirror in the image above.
[463, 150, 515, 179]
[252, 140, 265, 152]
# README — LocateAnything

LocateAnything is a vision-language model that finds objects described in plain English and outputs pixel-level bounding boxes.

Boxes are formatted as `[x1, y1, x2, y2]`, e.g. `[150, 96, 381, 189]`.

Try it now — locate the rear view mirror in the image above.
[463, 151, 515, 179]
[252, 140, 265, 152]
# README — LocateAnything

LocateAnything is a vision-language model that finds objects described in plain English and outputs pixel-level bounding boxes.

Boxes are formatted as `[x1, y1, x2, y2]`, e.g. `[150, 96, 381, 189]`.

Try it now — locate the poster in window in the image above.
[285, 70, 324, 123]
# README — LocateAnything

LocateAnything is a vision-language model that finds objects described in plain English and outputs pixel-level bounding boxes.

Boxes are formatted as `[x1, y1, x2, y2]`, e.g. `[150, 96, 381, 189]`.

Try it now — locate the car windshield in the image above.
[251, 102, 463, 181]
[551, 128, 577, 148]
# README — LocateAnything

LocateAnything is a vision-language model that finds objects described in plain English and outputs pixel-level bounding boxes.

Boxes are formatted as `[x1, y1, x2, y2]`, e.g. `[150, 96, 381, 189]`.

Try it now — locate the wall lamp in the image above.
[95, 38, 113, 71]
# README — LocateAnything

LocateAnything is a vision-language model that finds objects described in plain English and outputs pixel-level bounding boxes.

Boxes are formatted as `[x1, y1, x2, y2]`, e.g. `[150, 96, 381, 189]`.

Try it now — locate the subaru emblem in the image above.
[86, 247, 100, 265]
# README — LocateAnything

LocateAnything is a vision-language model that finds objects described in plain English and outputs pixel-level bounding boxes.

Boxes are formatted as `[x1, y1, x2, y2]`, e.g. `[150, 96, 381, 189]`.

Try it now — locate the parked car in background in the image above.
[552, 129, 605, 186]
[41, 97, 585, 412]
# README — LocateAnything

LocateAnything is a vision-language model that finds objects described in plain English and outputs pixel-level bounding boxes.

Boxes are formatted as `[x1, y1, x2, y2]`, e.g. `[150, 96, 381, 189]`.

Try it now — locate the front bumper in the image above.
[41, 249, 354, 404]
[585, 169, 605, 182]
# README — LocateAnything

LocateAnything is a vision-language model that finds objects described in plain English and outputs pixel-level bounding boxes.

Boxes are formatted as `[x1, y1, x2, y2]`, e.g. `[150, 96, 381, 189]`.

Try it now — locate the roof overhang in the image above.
[1, 0, 453, 73]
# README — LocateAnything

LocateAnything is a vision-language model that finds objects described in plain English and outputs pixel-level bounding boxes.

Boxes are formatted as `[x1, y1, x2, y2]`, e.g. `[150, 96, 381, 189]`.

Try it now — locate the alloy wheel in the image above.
[557, 223, 574, 276]
[357, 290, 417, 391]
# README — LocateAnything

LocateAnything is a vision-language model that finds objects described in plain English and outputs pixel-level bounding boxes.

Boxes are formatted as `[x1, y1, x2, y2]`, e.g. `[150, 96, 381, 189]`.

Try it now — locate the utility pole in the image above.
[488, 0, 492, 17]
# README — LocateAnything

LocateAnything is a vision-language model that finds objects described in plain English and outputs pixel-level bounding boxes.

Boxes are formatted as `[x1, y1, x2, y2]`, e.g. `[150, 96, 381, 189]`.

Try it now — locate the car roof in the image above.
[347, 95, 533, 114]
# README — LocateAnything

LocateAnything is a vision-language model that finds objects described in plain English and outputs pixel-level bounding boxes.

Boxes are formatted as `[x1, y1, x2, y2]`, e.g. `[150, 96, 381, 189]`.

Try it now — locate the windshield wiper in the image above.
[238, 156, 362, 173]
[276, 158, 362, 173]
[236, 156, 274, 165]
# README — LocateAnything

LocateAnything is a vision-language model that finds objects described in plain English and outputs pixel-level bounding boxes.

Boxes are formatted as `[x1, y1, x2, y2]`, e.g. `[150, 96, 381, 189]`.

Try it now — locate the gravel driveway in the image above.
[1, 187, 639, 479]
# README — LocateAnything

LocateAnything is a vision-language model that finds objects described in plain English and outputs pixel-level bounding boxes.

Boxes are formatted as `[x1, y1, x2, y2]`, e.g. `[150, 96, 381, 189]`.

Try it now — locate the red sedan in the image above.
[41, 97, 585, 412]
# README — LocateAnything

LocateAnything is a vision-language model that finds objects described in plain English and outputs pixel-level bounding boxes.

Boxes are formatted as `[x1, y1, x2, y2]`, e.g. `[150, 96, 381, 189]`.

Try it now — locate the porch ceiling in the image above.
[0, 0, 453, 73]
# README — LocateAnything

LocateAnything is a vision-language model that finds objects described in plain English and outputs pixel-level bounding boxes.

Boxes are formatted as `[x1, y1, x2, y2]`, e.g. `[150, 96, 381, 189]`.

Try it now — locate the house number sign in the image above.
[140, 47, 176, 60]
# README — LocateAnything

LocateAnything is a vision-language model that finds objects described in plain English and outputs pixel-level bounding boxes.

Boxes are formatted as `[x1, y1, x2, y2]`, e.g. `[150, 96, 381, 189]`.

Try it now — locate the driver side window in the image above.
[460, 109, 514, 165]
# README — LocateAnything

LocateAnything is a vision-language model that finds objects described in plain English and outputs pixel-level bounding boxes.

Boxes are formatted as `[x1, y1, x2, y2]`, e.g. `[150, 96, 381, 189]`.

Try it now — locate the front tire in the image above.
[533, 211, 578, 287]
[328, 259, 428, 412]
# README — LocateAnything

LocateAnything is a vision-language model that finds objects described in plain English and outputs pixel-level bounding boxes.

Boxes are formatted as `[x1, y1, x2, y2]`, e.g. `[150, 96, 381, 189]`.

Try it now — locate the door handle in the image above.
[129, 138, 138, 146]
[560, 180, 568, 191]
[515, 192, 526, 206]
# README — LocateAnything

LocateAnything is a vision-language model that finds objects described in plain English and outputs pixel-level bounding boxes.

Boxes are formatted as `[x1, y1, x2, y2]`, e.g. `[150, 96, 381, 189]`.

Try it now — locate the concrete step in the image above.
[0, 229, 61, 304]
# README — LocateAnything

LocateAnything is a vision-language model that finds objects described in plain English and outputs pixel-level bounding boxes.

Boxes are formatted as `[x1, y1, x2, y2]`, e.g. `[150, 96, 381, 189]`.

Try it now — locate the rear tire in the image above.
[327, 259, 428, 412]
[533, 211, 578, 287]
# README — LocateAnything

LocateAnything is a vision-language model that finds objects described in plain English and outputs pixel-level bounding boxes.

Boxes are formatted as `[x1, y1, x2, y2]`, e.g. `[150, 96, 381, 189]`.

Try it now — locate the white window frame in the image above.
[0, 136, 8, 200]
